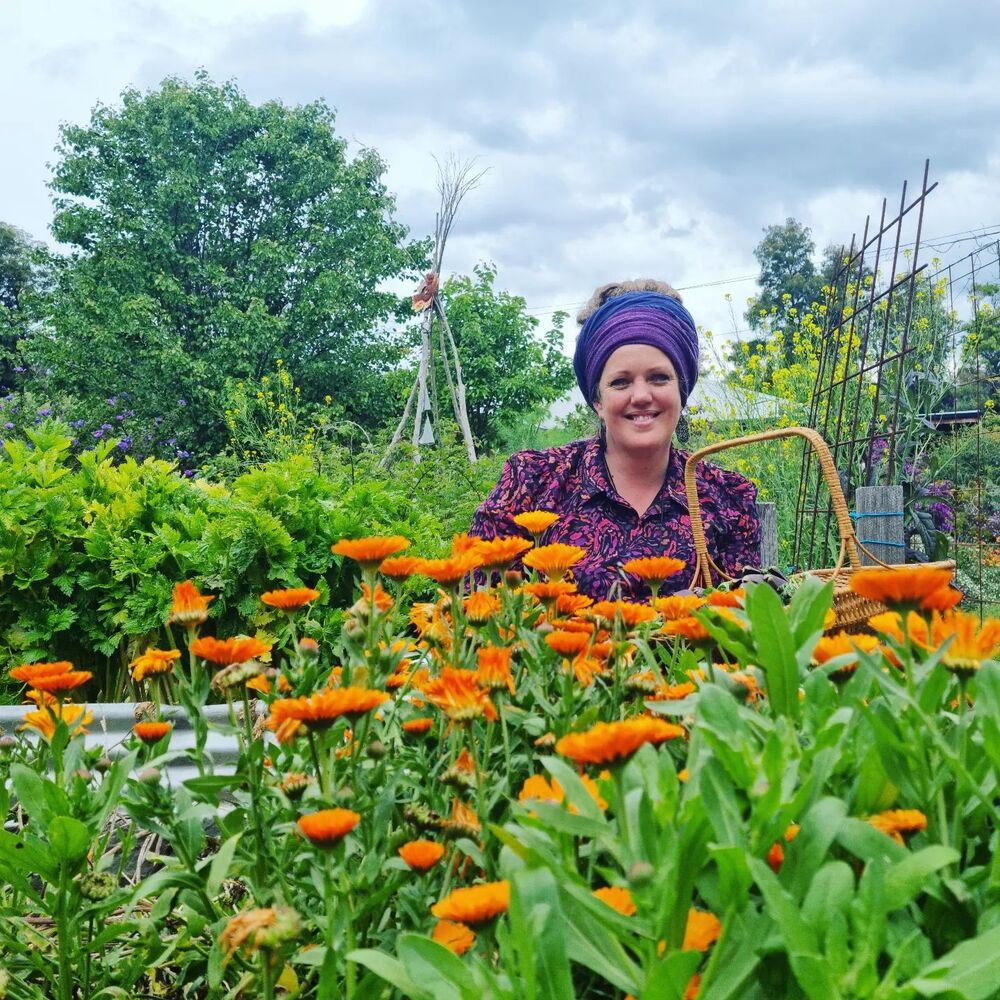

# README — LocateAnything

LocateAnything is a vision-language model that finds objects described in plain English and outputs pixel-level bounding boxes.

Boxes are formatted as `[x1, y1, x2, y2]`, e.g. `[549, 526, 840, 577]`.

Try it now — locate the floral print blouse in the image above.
[469, 437, 761, 601]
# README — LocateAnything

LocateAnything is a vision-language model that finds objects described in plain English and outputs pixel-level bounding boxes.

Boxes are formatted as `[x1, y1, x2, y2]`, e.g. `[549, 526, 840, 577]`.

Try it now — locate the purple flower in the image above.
[107, 397, 117, 406]
[101, 422, 113, 431]
[177, 399, 187, 406]
[13, 366, 26, 373]
[38, 407, 51, 416]
[93, 429, 103, 438]
[182, 469, 195, 478]
[154, 416, 162, 426]
[117, 437, 132, 452]
[3, 422, 13, 430]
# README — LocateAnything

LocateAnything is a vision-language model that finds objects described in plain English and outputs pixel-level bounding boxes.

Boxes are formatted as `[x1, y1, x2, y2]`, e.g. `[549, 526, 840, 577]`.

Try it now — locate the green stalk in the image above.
[242, 687, 270, 897]
[260, 950, 276, 1000]
[83, 912, 95, 999]
[55, 861, 72, 1000]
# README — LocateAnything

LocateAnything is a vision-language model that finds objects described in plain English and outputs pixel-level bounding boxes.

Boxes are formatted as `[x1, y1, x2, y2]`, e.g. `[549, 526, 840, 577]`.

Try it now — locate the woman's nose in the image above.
[631, 379, 653, 402]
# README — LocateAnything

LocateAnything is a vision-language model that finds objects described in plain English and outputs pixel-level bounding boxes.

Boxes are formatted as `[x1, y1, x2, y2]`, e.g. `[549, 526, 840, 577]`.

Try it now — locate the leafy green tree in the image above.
[25, 72, 428, 458]
[0, 222, 51, 392]
[437, 264, 575, 452]
[957, 282, 1000, 410]
[745, 218, 826, 333]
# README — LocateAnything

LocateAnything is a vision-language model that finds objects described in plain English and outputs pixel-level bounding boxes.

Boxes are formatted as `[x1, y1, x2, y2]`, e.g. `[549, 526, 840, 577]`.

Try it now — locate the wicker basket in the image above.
[683, 426, 955, 634]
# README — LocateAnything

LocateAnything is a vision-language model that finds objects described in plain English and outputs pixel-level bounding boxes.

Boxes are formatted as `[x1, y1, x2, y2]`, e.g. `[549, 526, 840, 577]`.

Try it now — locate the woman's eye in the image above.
[609, 379, 629, 389]
[650, 374, 671, 384]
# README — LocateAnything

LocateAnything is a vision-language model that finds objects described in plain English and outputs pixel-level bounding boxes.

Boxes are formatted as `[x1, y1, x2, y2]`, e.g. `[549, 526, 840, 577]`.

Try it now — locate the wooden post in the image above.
[854, 485, 905, 565]
[756, 502, 778, 569]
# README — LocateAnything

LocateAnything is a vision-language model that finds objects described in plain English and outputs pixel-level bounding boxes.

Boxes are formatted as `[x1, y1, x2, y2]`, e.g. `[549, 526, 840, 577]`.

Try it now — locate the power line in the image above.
[521, 225, 1000, 317]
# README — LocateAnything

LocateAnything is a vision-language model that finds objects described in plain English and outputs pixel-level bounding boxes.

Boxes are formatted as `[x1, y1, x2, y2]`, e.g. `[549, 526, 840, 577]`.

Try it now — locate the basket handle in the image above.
[683, 426, 864, 588]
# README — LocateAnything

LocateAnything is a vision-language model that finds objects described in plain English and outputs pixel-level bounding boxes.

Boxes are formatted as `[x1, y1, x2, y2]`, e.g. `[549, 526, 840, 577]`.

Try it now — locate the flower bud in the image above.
[78, 871, 117, 902]
[628, 860, 655, 888]
[366, 740, 386, 760]
[138, 766, 161, 785]
[95, 756, 114, 773]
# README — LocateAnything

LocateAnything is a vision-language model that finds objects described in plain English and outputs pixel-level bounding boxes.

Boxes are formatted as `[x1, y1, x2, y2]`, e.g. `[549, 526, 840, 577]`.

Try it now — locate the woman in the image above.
[469, 280, 761, 601]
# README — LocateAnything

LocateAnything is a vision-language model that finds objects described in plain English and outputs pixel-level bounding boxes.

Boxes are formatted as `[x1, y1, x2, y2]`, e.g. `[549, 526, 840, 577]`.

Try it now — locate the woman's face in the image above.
[592, 343, 681, 456]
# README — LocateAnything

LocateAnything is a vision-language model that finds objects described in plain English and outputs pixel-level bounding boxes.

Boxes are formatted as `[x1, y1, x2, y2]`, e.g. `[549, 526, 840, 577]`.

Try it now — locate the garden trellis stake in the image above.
[383, 157, 486, 466]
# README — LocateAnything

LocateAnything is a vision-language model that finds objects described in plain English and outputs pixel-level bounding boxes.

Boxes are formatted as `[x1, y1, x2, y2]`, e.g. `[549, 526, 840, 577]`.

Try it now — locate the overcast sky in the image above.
[4, 0, 1000, 365]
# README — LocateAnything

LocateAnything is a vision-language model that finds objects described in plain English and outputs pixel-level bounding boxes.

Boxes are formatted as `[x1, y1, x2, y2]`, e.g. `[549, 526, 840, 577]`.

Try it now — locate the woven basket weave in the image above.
[683, 426, 954, 634]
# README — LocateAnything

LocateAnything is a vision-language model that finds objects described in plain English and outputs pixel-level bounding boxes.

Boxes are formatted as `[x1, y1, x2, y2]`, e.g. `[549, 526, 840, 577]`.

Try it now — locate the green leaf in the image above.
[203, 832, 242, 897]
[11, 762, 71, 826]
[397, 933, 479, 1000]
[509, 867, 575, 1000]
[744, 582, 801, 721]
[48, 815, 91, 865]
[884, 846, 960, 912]
[347, 949, 430, 1000]
[907, 922, 1000, 998]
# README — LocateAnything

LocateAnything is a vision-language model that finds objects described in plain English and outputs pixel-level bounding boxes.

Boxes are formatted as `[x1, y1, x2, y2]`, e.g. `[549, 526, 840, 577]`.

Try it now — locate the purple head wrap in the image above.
[573, 291, 699, 406]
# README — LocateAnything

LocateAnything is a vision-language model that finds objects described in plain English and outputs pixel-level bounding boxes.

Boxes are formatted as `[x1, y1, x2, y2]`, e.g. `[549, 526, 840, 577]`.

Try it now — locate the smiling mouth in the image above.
[625, 413, 660, 424]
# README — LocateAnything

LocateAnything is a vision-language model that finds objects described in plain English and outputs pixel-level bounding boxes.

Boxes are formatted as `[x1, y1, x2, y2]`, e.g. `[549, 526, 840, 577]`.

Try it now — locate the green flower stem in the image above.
[83, 912, 95, 1000]
[241, 687, 270, 897]
[467, 730, 491, 876]
[55, 860, 72, 1000]
[307, 730, 328, 798]
[260, 949, 276, 1000]
[610, 765, 632, 859]
[951, 679, 971, 861]
[498, 698, 512, 782]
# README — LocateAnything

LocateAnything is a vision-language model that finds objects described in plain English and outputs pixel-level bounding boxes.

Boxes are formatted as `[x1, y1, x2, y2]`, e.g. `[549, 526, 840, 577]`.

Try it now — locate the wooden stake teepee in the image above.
[383, 157, 485, 466]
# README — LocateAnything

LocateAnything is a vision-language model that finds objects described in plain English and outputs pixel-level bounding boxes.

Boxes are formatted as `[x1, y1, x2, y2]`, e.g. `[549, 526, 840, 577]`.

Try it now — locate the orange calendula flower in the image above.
[219, 906, 300, 963]
[867, 808, 927, 845]
[705, 588, 745, 608]
[27, 671, 92, 695]
[379, 555, 423, 579]
[512, 510, 559, 536]
[767, 823, 801, 872]
[464, 591, 501, 624]
[867, 610, 930, 648]
[431, 881, 510, 924]
[190, 636, 272, 666]
[420, 668, 498, 722]
[517, 770, 608, 813]
[9, 661, 73, 685]
[933, 610, 1000, 679]
[20, 703, 92, 741]
[921, 587, 963, 612]
[593, 886, 636, 916]
[444, 798, 481, 837]
[589, 600, 658, 627]
[432, 919, 475, 955]
[130, 648, 181, 683]
[268, 687, 389, 738]
[332, 535, 410, 569]
[474, 536, 533, 570]
[133, 721, 172, 744]
[398, 839, 446, 871]
[297, 808, 361, 847]
[245, 673, 271, 695]
[649, 681, 697, 702]
[811, 631, 881, 681]
[850, 565, 953, 608]
[414, 555, 481, 586]
[545, 630, 592, 657]
[261, 588, 321, 609]
[571, 656, 606, 687]
[660, 616, 711, 643]
[622, 555, 687, 584]
[556, 717, 685, 766]
[522, 580, 579, 602]
[556, 592, 594, 614]
[654, 594, 707, 620]
[402, 717, 434, 734]
[522, 543, 586, 581]
[683, 910, 722, 952]
[168, 581, 214, 626]
[348, 582, 393, 620]
[475, 646, 515, 694]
